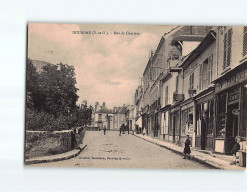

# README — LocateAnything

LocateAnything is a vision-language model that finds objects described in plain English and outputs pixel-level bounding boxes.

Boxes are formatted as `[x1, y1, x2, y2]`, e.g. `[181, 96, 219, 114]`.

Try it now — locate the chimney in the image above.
[102, 102, 106, 107]
[95, 102, 99, 110]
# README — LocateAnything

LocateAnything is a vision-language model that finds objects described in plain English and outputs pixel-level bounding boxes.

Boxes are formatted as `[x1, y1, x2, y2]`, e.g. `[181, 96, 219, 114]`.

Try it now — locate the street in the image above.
[33, 131, 211, 169]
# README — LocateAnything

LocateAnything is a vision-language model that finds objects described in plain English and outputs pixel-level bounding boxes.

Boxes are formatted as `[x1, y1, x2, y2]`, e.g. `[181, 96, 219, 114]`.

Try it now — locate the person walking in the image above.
[183, 135, 191, 160]
[103, 126, 106, 135]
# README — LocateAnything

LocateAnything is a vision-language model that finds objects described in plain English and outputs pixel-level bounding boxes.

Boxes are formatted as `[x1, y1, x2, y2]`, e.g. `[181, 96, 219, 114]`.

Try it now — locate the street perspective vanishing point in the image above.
[25, 23, 246, 169]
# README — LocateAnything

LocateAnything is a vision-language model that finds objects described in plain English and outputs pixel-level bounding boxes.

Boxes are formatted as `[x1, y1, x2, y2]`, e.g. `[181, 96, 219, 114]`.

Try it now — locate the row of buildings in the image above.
[92, 102, 135, 131]
[134, 25, 247, 154]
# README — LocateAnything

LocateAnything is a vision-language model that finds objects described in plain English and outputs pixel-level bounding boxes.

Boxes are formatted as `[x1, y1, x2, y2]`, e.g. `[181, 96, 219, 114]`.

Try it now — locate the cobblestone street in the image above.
[34, 131, 212, 169]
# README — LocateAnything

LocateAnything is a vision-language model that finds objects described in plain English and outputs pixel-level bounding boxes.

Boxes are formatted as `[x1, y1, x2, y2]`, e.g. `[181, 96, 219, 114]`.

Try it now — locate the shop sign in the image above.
[215, 68, 247, 93]
[228, 88, 240, 103]
[173, 92, 184, 102]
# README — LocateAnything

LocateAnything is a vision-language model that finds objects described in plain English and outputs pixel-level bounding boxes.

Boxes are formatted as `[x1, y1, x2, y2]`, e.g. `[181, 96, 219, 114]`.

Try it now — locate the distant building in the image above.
[113, 105, 128, 130]
[92, 102, 113, 130]
[92, 102, 128, 130]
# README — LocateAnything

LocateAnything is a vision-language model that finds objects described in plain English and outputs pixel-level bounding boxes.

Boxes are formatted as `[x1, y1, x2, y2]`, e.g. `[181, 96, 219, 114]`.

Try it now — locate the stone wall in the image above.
[25, 127, 85, 159]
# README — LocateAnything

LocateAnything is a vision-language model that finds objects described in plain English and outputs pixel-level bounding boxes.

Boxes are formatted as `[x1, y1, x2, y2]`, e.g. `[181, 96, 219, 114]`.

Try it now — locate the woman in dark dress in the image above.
[183, 135, 191, 159]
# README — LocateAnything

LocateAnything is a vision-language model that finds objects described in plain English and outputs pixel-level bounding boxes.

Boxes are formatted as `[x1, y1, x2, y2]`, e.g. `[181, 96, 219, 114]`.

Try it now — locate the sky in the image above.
[28, 23, 177, 108]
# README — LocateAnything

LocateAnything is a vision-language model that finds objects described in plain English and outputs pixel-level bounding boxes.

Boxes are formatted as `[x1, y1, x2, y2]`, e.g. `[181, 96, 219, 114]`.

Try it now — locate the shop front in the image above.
[214, 63, 247, 154]
[180, 98, 194, 147]
[195, 88, 214, 150]
[169, 103, 181, 143]
[160, 105, 171, 141]
[142, 105, 149, 135]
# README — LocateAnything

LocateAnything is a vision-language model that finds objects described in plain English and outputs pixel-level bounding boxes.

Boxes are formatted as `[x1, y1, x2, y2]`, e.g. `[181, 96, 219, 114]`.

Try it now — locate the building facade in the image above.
[213, 26, 247, 154]
[92, 102, 128, 130]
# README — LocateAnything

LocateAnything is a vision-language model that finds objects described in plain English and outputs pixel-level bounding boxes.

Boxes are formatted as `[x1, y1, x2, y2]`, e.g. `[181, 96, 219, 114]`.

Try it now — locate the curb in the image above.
[133, 134, 222, 169]
[25, 144, 87, 165]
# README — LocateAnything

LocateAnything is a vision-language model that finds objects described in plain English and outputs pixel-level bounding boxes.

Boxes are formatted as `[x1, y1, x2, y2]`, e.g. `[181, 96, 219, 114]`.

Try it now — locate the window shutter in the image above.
[199, 64, 202, 90]
[223, 33, 227, 69]
[192, 72, 194, 89]
[243, 26, 247, 56]
[189, 74, 191, 89]
[227, 28, 232, 67]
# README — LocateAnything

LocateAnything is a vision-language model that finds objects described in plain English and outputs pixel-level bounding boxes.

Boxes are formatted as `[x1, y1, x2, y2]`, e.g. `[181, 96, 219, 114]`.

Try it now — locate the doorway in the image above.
[225, 102, 239, 153]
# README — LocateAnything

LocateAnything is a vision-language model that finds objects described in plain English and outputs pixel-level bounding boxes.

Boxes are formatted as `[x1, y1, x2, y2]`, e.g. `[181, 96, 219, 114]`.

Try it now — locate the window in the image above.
[243, 26, 247, 57]
[165, 86, 168, 106]
[99, 114, 102, 121]
[199, 64, 203, 90]
[189, 72, 194, 89]
[199, 55, 213, 91]
[223, 28, 232, 69]
[202, 59, 208, 89]
[208, 54, 213, 84]
[176, 75, 179, 92]
[216, 93, 227, 138]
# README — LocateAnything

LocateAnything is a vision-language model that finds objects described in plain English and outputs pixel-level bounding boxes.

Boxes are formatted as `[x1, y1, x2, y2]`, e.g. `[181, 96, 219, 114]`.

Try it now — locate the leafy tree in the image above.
[33, 63, 79, 115]
[25, 59, 92, 131]
[26, 59, 39, 109]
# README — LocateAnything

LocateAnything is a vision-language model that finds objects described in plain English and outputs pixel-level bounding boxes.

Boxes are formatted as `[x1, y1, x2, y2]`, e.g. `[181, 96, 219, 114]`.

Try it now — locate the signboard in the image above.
[215, 67, 247, 93]
[173, 93, 184, 102]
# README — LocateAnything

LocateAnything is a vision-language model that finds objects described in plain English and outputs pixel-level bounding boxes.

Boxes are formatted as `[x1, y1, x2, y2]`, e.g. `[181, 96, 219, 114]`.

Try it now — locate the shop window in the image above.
[196, 104, 202, 136]
[223, 28, 232, 69]
[181, 109, 188, 135]
[241, 85, 247, 137]
[216, 93, 227, 138]
[207, 100, 214, 136]
[181, 107, 193, 135]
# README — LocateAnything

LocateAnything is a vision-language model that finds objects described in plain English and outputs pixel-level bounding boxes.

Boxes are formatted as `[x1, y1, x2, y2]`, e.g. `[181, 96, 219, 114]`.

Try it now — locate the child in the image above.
[183, 135, 191, 160]
[230, 136, 241, 165]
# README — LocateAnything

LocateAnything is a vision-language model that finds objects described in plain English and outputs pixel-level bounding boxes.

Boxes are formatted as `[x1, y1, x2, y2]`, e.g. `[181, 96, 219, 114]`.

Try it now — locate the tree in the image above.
[33, 63, 79, 115]
[26, 59, 39, 109]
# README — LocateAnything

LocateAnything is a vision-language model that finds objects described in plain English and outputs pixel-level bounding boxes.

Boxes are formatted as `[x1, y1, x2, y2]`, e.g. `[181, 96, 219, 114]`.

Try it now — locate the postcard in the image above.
[25, 23, 246, 169]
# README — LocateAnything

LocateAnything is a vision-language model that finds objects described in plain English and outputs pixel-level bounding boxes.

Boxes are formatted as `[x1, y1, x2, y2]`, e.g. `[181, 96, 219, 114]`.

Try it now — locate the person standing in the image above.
[183, 135, 191, 159]
[103, 126, 106, 135]
[230, 136, 241, 165]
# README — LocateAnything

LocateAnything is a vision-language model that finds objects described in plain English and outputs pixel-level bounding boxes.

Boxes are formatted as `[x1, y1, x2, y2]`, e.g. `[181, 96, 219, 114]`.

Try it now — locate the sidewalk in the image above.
[134, 134, 246, 170]
[25, 144, 87, 165]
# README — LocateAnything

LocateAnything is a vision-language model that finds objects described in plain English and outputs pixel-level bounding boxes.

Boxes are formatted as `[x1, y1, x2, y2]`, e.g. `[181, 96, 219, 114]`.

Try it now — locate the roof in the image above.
[95, 106, 112, 114]
[171, 35, 206, 45]
[118, 106, 128, 114]
[179, 30, 216, 69]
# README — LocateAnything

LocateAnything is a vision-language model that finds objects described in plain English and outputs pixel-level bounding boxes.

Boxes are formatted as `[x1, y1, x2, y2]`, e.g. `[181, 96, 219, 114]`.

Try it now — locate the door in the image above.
[173, 115, 176, 143]
[201, 113, 206, 150]
[225, 102, 239, 154]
